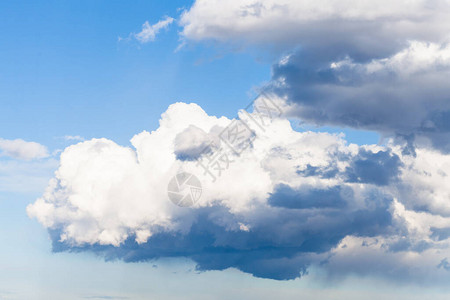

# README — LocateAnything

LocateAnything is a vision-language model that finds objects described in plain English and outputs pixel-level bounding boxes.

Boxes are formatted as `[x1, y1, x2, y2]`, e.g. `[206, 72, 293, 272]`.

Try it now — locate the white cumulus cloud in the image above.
[26, 102, 450, 281]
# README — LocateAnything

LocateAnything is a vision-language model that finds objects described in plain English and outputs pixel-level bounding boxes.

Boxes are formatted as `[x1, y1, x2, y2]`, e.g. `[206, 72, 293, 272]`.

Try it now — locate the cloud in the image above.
[0, 138, 49, 160]
[22, 0, 450, 281]
[63, 135, 85, 142]
[266, 41, 450, 152]
[180, 0, 450, 57]
[0, 139, 55, 196]
[173, 125, 223, 161]
[133, 16, 174, 43]
[178, 1, 450, 152]
[27, 102, 450, 281]
[437, 258, 450, 271]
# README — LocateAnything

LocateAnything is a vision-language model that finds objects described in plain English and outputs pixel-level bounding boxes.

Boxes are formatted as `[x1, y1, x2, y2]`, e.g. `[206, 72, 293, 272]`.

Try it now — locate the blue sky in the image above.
[2, 1, 450, 299]
[0, 0, 378, 149]
[0, 0, 272, 148]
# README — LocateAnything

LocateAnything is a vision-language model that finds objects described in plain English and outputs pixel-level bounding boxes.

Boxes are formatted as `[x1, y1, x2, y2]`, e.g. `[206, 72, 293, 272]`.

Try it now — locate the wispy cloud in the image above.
[124, 16, 174, 44]
[63, 135, 85, 142]
[0, 138, 49, 160]
[0, 158, 57, 195]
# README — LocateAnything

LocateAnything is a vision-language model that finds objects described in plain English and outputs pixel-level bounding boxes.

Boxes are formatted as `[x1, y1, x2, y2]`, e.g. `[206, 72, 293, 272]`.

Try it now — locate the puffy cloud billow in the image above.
[27, 102, 450, 280]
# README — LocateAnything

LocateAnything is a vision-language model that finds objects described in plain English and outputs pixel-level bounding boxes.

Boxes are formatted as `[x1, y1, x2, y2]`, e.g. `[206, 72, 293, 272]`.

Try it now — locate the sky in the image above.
[2, 0, 450, 299]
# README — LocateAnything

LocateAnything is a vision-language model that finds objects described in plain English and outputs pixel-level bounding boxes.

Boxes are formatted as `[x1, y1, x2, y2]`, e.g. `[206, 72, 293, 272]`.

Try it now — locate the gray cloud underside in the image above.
[46, 147, 411, 280]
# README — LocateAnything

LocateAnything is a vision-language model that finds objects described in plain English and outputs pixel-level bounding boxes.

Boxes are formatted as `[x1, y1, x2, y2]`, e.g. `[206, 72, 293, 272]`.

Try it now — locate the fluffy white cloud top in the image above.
[27, 102, 450, 280]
